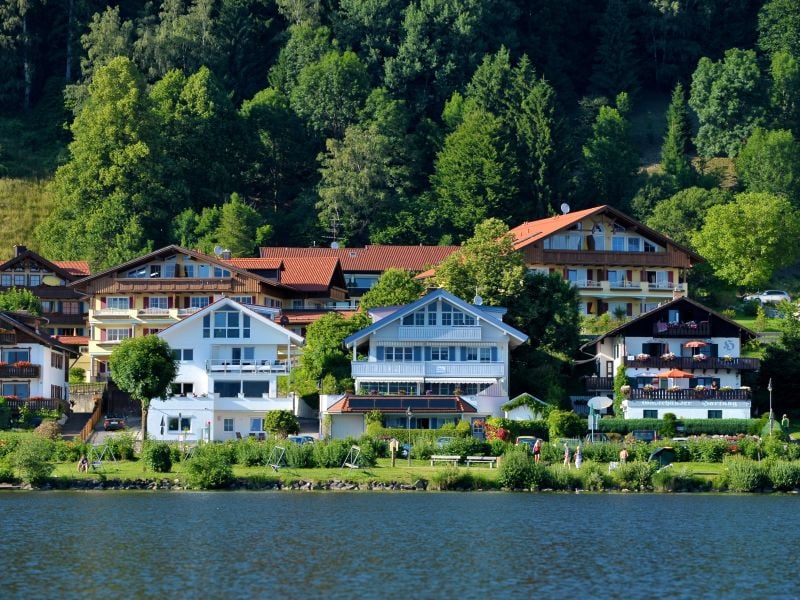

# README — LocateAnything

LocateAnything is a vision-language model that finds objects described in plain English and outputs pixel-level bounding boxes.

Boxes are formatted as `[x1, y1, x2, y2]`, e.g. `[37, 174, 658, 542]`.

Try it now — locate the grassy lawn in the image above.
[733, 316, 783, 333]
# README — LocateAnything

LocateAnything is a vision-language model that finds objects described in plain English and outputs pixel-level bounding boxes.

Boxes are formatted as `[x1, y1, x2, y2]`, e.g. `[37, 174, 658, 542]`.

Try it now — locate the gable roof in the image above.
[0, 248, 86, 282]
[69, 245, 293, 293]
[53, 261, 91, 277]
[226, 256, 347, 294]
[224, 258, 284, 271]
[259, 245, 460, 272]
[156, 297, 304, 344]
[343, 288, 528, 347]
[0, 312, 78, 355]
[508, 205, 703, 262]
[326, 394, 477, 414]
[579, 296, 757, 350]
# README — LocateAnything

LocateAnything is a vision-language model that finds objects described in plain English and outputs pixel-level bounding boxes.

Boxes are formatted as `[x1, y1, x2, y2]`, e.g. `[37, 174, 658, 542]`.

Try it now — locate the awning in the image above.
[354, 377, 424, 383]
[424, 378, 498, 384]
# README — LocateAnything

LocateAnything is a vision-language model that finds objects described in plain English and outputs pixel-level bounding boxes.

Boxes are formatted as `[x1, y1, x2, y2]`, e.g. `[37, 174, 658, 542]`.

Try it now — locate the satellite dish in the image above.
[213, 245, 223, 257]
[330, 241, 339, 249]
[41, 275, 61, 286]
[560, 203, 571, 215]
[473, 295, 483, 306]
[588, 396, 613, 410]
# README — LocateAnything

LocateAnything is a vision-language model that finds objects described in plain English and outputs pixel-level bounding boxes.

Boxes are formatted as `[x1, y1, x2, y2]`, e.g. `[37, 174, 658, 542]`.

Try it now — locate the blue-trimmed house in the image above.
[322, 289, 527, 438]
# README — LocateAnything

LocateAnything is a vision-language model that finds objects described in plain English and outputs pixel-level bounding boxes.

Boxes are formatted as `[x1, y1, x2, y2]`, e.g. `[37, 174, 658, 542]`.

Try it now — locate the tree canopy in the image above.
[359, 268, 424, 311]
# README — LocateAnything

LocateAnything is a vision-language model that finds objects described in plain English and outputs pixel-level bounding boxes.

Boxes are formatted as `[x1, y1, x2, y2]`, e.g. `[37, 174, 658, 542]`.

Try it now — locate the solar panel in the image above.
[348, 399, 375, 409]
[429, 399, 456, 409]
[405, 399, 427, 408]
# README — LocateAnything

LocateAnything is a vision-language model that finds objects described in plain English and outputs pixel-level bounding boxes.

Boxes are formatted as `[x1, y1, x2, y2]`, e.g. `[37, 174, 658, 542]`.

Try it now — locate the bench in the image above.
[430, 455, 460, 466]
[466, 456, 498, 468]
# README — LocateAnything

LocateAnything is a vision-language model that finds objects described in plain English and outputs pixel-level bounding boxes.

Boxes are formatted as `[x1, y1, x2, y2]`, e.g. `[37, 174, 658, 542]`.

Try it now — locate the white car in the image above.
[743, 290, 791, 304]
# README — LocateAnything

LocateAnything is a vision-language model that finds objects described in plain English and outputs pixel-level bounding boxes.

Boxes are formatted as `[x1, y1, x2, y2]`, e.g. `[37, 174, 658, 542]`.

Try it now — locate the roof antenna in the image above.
[473, 286, 483, 306]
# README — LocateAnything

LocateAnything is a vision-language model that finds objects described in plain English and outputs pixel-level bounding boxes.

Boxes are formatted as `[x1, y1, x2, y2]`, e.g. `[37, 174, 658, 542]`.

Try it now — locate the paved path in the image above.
[88, 416, 142, 446]
[61, 413, 92, 441]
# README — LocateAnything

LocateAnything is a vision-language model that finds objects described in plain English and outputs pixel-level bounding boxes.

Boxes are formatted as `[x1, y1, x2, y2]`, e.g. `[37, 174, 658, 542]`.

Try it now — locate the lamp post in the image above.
[406, 406, 412, 466]
[768, 378, 774, 434]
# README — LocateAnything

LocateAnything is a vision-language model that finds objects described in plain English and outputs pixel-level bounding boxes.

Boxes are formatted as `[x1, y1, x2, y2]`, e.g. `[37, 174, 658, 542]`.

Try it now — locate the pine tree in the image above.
[660, 82, 694, 187]
[590, 0, 639, 99]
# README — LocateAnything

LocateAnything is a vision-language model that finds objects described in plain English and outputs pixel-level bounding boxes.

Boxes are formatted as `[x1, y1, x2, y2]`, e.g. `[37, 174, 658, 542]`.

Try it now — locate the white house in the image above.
[147, 298, 304, 442]
[581, 296, 759, 420]
[0, 311, 76, 416]
[322, 289, 528, 439]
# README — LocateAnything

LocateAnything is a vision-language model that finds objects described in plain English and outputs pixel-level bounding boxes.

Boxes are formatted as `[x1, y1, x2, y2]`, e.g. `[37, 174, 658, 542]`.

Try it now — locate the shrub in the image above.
[652, 467, 709, 492]
[237, 438, 269, 466]
[285, 441, 315, 468]
[263, 410, 299, 437]
[763, 434, 790, 460]
[68, 367, 86, 384]
[54, 439, 89, 462]
[767, 460, 800, 491]
[685, 438, 729, 463]
[0, 433, 21, 458]
[430, 466, 475, 490]
[613, 461, 656, 490]
[34, 420, 62, 440]
[736, 437, 763, 460]
[660, 413, 677, 438]
[497, 448, 534, 489]
[312, 439, 352, 468]
[0, 457, 15, 483]
[724, 457, 766, 492]
[14, 437, 55, 485]
[142, 442, 173, 472]
[184, 444, 234, 489]
[454, 420, 472, 437]
[488, 439, 511, 457]
[104, 432, 135, 460]
[441, 437, 487, 458]
[358, 436, 388, 459]
[582, 442, 623, 463]
[410, 439, 436, 460]
[547, 410, 586, 441]
[485, 418, 548, 441]
[528, 463, 552, 490]
[578, 462, 609, 492]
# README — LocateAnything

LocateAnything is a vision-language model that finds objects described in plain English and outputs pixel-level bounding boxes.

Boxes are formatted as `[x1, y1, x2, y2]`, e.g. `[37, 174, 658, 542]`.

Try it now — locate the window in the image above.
[243, 315, 250, 338]
[231, 296, 255, 304]
[197, 264, 210, 278]
[51, 353, 64, 369]
[480, 347, 492, 362]
[441, 304, 452, 326]
[402, 310, 425, 326]
[0, 274, 10, 286]
[183, 264, 195, 278]
[643, 410, 658, 419]
[149, 297, 168, 309]
[170, 382, 194, 396]
[608, 270, 624, 285]
[464, 347, 478, 361]
[190, 296, 210, 309]
[250, 418, 264, 432]
[452, 310, 475, 326]
[149, 264, 161, 278]
[385, 347, 413, 361]
[164, 263, 177, 278]
[62, 301, 80, 314]
[107, 297, 130, 310]
[3, 382, 29, 397]
[627, 237, 641, 252]
[708, 410, 723, 419]
[106, 328, 130, 342]
[644, 240, 657, 253]
[127, 266, 148, 278]
[427, 305, 437, 326]
[214, 381, 240, 397]
[171, 349, 194, 361]
[431, 347, 450, 361]
[214, 310, 240, 338]
[4, 349, 30, 363]
[243, 381, 269, 397]
[51, 384, 63, 399]
[223, 418, 234, 432]
[358, 382, 420, 395]
[29, 275, 41, 286]
[13, 274, 25, 286]
[667, 309, 680, 324]
[41, 301, 54, 312]
[612, 236, 625, 251]
[168, 416, 191, 432]
[213, 266, 231, 278]
[203, 315, 210, 338]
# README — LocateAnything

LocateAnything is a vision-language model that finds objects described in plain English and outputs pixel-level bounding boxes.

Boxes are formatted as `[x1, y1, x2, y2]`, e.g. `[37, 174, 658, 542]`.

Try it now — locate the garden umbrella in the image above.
[684, 340, 707, 348]
[655, 368, 694, 378]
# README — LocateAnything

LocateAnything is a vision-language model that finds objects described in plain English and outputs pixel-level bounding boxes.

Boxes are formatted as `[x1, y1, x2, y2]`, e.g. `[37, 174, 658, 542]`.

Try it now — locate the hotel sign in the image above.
[629, 400, 750, 408]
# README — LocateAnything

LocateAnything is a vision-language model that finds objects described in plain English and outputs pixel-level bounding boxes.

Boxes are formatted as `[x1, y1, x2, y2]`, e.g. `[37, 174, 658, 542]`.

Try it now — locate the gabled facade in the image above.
[0, 245, 89, 339]
[70, 245, 299, 381]
[322, 289, 527, 438]
[581, 296, 759, 419]
[508, 205, 703, 318]
[0, 311, 77, 415]
[147, 298, 304, 442]
[259, 245, 459, 306]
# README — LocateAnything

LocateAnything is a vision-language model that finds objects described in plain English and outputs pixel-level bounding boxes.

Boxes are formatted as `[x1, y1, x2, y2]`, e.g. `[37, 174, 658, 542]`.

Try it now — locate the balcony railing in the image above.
[138, 308, 172, 317]
[0, 364, 41, 378]
[626, 388, 751, 400]
[582, 376, 615, 391]
[5, 397, 66, 413]
[206, 359, 289, 373]
[93, 308, 133, 317]
[652, 322, 711, 337]
[624, 356, 760, 371]
[397, 326, 482, 341]
[351, 361, 503, 378]
[0, 332, 16, 344]
[116, 277, 233, 293]
[177, 308, 201, 316]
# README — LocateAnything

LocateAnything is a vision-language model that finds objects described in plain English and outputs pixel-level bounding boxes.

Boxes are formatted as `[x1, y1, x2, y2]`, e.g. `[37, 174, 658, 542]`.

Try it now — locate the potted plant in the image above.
[668, 385, 681, 393]
[661, 352, 676, 361]
[620, 385, 631, 397]
[693, 353, 706, 361]
[722, 355, 734, 362]
[636, 353, 650, 361]
[643, 384, 655, 393]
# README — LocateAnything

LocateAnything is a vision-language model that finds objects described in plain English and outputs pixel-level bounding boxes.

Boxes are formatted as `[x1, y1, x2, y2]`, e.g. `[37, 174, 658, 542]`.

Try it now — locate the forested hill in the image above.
[0, 0, 798, 294]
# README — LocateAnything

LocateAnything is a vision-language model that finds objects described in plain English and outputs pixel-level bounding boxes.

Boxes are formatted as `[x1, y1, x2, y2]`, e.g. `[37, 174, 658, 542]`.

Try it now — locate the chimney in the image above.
[221, 249, 231, 260]
[672, 285, 686, 300]
[14, 244, 27, 257]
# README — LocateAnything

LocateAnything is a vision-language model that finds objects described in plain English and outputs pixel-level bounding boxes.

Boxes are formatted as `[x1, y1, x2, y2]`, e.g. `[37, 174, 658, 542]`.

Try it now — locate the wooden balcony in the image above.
[652, 322, 711, 337]
[626, 388, 751, 400]
[524, 247, 692, 268]
[582, 376, 615, 391]
[5, 397, 66, 413]
[0, 331, 16, 344]
[0, 364, 41, 378]
[115, 278, 234, 293]
[624, 356, 760, 371]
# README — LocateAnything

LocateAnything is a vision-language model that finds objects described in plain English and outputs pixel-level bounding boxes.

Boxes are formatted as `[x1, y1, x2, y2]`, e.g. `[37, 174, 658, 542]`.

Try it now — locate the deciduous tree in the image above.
[736, 128, 800, 204]
[359, 268, 424, 310]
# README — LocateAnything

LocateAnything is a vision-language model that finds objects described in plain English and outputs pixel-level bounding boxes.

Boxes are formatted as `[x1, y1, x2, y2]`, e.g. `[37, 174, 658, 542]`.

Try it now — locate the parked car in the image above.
[515, 436, 541, 452]
[743, 290, 791, 304]
[584, 432, 609, 443]
[103, 416, 126, 431]
[287, 435, 315, 445]
[631, 430, 657, 442]
[436, 436, 454, 448]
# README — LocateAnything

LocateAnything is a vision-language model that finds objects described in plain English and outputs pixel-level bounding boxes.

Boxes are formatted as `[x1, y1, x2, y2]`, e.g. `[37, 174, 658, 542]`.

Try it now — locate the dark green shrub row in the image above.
[486, 418, 549, 441]
[142, 442, 173, 472]
[597, 418, 757, 436]
[184, 444, 234, 489]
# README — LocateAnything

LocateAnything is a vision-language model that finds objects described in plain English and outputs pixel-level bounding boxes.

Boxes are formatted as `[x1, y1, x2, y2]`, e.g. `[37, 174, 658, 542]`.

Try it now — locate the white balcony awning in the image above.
[425, 378, 498, 384]
[355, 377, 424, 383]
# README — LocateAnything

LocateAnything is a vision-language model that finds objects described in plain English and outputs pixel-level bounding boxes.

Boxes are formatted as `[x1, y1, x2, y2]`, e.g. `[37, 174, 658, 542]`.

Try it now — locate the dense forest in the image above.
[0, 0, 799, 298]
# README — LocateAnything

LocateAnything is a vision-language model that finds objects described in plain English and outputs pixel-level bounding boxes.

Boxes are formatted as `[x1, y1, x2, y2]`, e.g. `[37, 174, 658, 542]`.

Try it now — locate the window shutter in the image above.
[449, 346, 456, 361]
[208, 295, 214, 304]
[129, 297, 134, 309]
[100, 297, 107, 308]
[587, 269, 593, 282]
[376, 346, 384, 360]
[168, 296, 174, 308]
[587, 301, 594, 315]
[626, 303, 633, 316]
[562, 268, 567, 279]
[413, 347, 421, 361]
[129, 327, 133, 337]
[424, 347, 431, 361]
[184, 297, 190, 308]
[460, 346, 467, 360]
[491, 347, 498, 362]
[143, 297, 149, 309]
[640, 269, 647, 281]
[689, 378, 697, 388]
[626, 270, 633, 282]
[100, 329, 107, 341]
[600, 302, 608, 314]
[668, 271, 674, 284]
[596, 269, 604, 281]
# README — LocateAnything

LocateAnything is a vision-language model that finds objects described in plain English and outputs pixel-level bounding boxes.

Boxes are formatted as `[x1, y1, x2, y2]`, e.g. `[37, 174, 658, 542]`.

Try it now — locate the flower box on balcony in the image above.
[668, 386, 681, 393]
[642, 384, 655, 392]
[695, 385, 705, 392]
[722, 355, 734, 362]
[720, 386, 733, 392]
[661, 352, 676, 361]
[692, 354, 706, 362]
[636, 353, 650, 361]
[13, 361, 32, 368]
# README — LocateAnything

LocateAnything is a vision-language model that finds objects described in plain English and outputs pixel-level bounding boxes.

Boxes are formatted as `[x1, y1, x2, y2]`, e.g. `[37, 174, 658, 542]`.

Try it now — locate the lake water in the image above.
[2, 492, 798, 599]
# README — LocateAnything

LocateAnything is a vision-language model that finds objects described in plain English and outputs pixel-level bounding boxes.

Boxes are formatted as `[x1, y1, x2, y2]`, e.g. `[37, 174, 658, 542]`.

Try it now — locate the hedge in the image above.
[597, 418, 757, 436]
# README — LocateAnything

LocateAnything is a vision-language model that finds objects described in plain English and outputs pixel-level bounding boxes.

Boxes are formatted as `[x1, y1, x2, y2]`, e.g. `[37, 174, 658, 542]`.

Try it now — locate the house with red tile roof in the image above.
[259, 245, 459, 305]
[321, 289, 527, 438]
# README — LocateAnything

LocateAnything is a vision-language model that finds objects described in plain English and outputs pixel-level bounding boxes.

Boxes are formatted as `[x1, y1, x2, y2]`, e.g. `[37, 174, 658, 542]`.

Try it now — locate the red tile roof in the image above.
[53, 261, 91, 276]
[280, 257, 342, 292]
[507, 206, 607, 250]
[259, 245, 459, 272]
[326, 394, 477, 413]
[55, 335, 89, 346]
[225, 258, 284, 270]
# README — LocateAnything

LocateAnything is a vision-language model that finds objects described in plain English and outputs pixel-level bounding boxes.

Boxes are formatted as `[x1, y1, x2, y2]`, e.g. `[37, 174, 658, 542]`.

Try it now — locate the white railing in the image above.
[94, 308, 133, 317]
[206, 359, 288, 373]
[351, 362, 424, 377]
[397, 326, 482, 341]
[138, 308, 171, 316]
[177, 308, 201, 316]
[351, 361, 503, 378]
